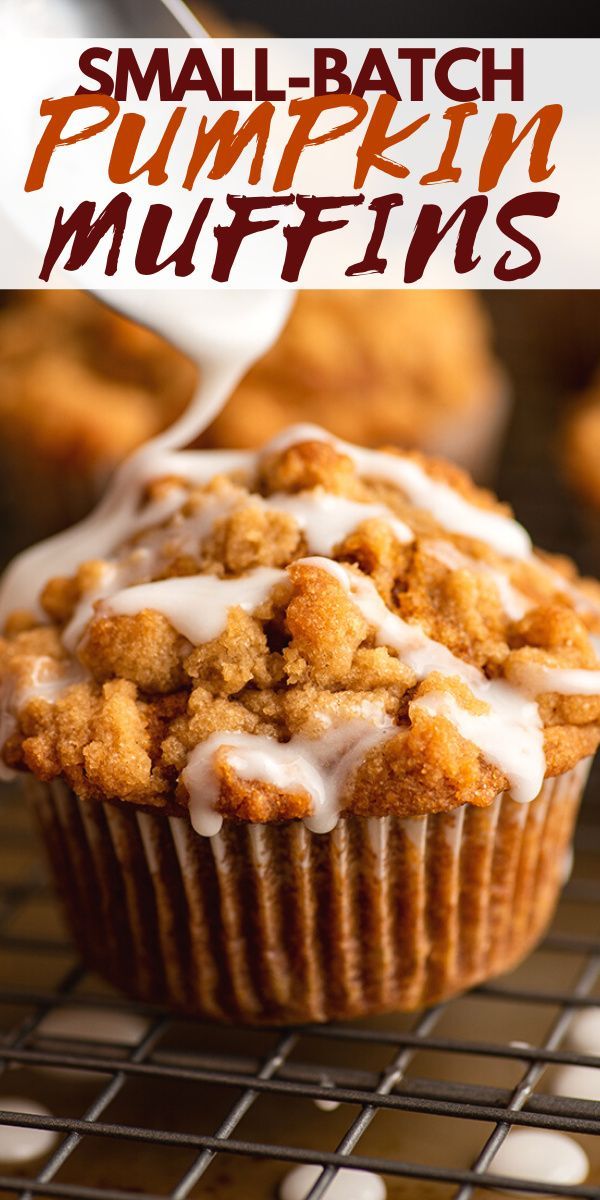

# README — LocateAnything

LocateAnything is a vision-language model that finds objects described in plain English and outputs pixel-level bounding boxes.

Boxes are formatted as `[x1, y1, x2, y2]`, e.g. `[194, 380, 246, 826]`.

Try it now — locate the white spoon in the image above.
[0, 0, 206, 38]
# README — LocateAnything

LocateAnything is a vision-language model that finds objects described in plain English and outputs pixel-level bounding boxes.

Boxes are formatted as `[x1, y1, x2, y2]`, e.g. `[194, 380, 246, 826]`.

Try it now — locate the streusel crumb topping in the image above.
[1, 431, 600, 824]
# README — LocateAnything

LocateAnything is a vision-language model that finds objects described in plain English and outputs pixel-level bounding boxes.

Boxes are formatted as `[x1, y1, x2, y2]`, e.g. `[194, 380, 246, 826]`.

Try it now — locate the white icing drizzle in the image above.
[0, 1098, 57, 1164]
[534, 559, 600, 623]
[0, 417, 536, 625]
[0, 292, 290, 781]
[425, 540, 530, 620]
[265, 424, 533, 559]
[306, 557, 477, 685]
[304, 557, 545, 804]
[63, 488, 413, 651]
[279, 1165, 386, 1200]
[269, 489, 413, 554]
[411, 688, 544, 805]
[183, 712, 395, 837]
[490, 1129, 589, 1187]
[181, 550, 545, 829]
[511, 661, 600, 696]
[100, 567, 286, 647]
[0, 658, 85, 781]
[268, 424, 600, 634]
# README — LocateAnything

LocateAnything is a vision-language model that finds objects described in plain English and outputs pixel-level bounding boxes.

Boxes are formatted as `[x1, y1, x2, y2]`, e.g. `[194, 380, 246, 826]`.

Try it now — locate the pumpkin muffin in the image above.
[0, 291, 197, 556]
[2, 425, 595, 1024]
[563, 374, 600, 512]
[203, 291, 508, 479]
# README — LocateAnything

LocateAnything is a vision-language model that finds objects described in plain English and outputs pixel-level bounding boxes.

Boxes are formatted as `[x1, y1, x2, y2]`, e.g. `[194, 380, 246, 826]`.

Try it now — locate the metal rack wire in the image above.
[1, 291, 600, 1198]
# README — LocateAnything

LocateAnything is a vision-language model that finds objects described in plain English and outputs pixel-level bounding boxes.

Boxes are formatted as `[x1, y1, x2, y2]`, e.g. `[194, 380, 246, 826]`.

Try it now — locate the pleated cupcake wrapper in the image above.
[29, 761, 588, 1025]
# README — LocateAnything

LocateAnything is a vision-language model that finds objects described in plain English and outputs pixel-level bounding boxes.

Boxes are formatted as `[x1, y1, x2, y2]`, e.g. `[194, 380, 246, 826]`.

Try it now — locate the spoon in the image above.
[0, 0, 206, 38]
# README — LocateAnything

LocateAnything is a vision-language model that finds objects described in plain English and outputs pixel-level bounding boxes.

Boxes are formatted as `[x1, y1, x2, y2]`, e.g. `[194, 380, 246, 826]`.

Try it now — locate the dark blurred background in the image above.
[210, 0, 598, 37]
[483, 293, 599, 578]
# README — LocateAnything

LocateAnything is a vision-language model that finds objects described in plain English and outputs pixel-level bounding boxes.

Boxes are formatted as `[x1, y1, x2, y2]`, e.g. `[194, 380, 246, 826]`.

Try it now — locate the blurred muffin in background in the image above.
[203, 290, 508, 480]
[0, 288, 505, 558]
[0, 291, 197, 558]
[563, 375, 600, 512]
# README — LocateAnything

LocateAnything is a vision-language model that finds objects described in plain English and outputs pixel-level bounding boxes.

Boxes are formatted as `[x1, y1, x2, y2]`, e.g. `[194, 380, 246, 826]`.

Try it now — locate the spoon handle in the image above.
[109, 0, 207, 36]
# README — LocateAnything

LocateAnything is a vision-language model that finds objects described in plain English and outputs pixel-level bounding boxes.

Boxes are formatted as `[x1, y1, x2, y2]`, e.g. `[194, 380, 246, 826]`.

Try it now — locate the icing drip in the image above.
[33, 1005, 150, 1083]
[549, 1002, 600, 1100]
[306, 557, 479, 685]
[511, 661, 600, 696]
[62, 489, 243, 650]
[268, 489, 413, 554]
[425, 540, 530, 620]
[411, 688, 543, 804]
[305, 557, 545, 803]
[96, 567, 286, 647]
[264, 424, 533, 559]
[266, 424, 600, 628]
[183, 711, 395, 837]
[181, 550, 545, 829]
[61, 486, 413, 651]
[0, 658, 85, 781]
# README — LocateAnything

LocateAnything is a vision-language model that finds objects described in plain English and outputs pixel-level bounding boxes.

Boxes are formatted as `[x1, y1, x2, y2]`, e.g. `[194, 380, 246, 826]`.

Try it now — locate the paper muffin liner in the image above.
[28, 760, 588, 1025]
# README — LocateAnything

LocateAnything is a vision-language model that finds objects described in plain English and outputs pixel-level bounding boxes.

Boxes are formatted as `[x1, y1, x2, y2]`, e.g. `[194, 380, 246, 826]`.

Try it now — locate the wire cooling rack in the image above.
[0, 776, 599, 1200]
[1, 292, 600, 1199]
